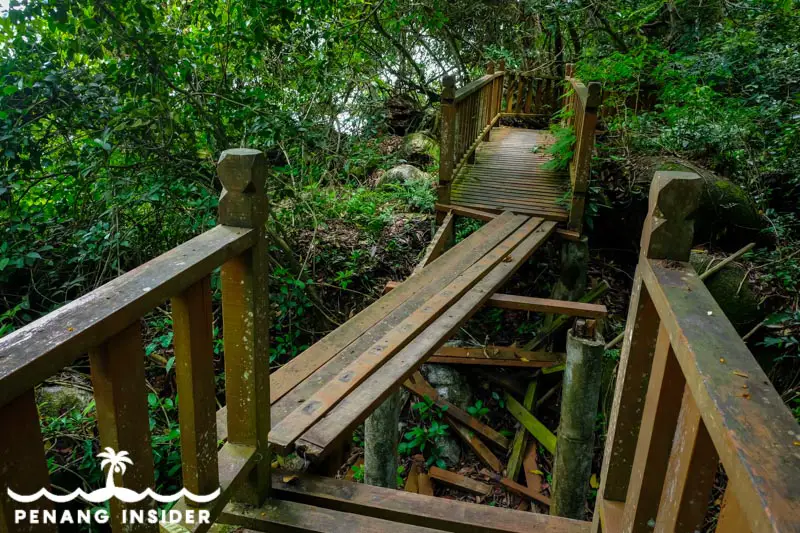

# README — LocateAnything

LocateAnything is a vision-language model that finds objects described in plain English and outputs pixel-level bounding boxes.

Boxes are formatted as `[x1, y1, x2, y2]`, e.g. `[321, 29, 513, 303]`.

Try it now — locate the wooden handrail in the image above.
[0, 224, 255, 406]
[593, 171, 800, 533]
[454, 72, 503, 103]
[0, 148, 272, 533]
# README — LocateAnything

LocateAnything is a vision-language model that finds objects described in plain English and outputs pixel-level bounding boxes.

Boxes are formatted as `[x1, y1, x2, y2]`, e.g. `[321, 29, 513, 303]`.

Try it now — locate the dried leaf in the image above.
[589, 474, 599, 489]
[733, 370, 749, 378]
[719, 357, 726, 364]
[282, 475, 299, 484]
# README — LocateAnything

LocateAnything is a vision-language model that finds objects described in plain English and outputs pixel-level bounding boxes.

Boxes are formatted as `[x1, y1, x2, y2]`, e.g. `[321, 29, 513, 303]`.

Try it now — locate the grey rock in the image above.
[378, 164, 430, 187]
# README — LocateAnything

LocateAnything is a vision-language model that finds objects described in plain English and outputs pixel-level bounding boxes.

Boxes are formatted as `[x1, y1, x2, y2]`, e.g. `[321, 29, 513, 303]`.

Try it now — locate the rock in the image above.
[36, 380, 93, 419]
[378, 164, 430, 187]
[420, 364, 473, 410]
[282, 453, 311, 472]
[385, 96, 424, 136]
[690, 250, 766, 334]
[402, 132, 439, 166]
[419, 364, 474, 468]
[695, 176, 765, 249]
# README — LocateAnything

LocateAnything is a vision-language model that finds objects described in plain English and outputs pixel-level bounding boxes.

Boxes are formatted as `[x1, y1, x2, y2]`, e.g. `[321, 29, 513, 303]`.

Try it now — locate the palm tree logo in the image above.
[97, 448, 133, 490]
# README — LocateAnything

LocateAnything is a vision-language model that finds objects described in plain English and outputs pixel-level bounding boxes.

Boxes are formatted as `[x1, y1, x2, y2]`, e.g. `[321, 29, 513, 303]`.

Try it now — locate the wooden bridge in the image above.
[1, 63, 799, 533]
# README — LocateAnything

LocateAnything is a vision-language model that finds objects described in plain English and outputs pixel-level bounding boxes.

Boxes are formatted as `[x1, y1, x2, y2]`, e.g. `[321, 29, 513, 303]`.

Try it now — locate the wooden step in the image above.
[255, 473, 592, 533]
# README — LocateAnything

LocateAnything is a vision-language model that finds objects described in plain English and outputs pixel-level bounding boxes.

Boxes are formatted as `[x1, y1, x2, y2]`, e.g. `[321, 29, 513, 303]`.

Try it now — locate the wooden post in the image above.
[483, 61, 495, 142]
[568, 81, 602, 235]
[90, 322, 158, 533]
[496, 60, 506, 117]
[0, 391, 57, 533]
[591, 171, 702, 533]
[218, 148, 271, 505]
[552, 319, 604, 520]
[438, 76, 456, 223]
[172, 275, 220, 500]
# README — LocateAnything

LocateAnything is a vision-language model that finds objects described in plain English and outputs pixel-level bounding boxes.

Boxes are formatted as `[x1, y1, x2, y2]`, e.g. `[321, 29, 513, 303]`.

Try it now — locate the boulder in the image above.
[690, 250, 766, 334]
[695, 176, 765, 250]
[385, 96, 423, 136]
[37, 381, 93, 419]
[402, 132, 439, 166]
[378, 164, 430, 187]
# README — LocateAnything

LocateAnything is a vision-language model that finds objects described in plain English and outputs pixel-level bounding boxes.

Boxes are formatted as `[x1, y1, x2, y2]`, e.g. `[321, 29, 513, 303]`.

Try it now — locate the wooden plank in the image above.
[450, 417, 503, 472]
[620, 326, 685, 533]
[267, 473, 590, 533]
[426, 356, 559, 369]
[505, 393, 557, 454]
[497, 476, 551, 506]
[600, 500, 625, 533]
[404, 461, 421, 493]
[89, 322, 158, 533]
[172, 275, 219, 498]
[435, 202, 496, 221]
[455, 73, 502, 103]
[223, 498, 446, 533]
[450, 200, 568, 221]
[653, 386, 718, 533]
[295, 221, 558, 459]
[414, 210, 454, 274]
[429, 467, 492, 496]
[0, 390, 57, 533]
[642, 258, 800, 533]
[386, 282, 605, 318]
[522, 441, 546, 499]
[268, 211, 523, 406]
[717, 484, 750, 533]
[0, 225, 255, 406]
[507, 380, 537, 481]
[269, 217, 544, 453]
[404, 374, 510, 450]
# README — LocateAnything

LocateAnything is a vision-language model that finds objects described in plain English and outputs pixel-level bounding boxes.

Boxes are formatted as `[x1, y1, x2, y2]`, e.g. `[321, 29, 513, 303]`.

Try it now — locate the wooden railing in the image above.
[500, 70, 562, 117]
[0, 149, 272, 533]
[593, 171, 800, 533]
[563, 64, 601, 234]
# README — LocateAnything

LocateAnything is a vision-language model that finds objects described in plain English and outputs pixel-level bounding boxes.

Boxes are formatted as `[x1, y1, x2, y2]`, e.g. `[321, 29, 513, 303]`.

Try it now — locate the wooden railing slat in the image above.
[89, 322, 158, 533]
[653, 385, 718, 533]
[172, 275, 220, 499]
[620, 326, 685, 533]
[0, 224, 254, 407]
[0, 390, 57, 533]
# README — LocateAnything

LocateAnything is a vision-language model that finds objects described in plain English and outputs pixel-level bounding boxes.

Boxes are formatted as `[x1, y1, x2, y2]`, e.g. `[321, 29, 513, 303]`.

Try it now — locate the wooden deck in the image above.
[451, 127, 570, 221]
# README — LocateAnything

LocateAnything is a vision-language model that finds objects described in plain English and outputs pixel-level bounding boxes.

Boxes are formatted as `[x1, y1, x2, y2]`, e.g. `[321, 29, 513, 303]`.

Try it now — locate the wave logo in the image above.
[8, 447, 220, 504]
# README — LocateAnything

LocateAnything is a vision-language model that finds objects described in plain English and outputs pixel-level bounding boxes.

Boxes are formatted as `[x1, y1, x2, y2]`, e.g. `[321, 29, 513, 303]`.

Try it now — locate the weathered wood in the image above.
[526, 281, 610, 351]
[552, 327, 605, 520]
[435, 203, 496, 221]
[404, 461, 421, 493]
[642, 258, 800, 533]
[716, 485, 750, 533]
[507, 380, 537, 481]
[653, 386, 718, 533]
[449, 417, 503, 472]
[640, 171, 702, 261]
[620, 326, 685, 533]
[454, 72, 502, 103]
[0, 225, 254, 407]
[490, 294, 606, 317]
[267, 211, 522, 412]
[295, 222, 557, 459]
[268, 473, 590, 533]
[523, 442, 546, 501]
[494, 475, 551, 506]
[0, 390, 57, 533]
[438, 75, 457, 211]
[89, 322, 157, 533]
[172, 275, 219, 499]
[223, 498, 445, 533]
[505, 393, 557, 454]
[218, 148, 271, 505]
[404, 374, 510, 450]
[417, 473, 434, 496]
[414, 211, 454, 274]
[428, 467, 492, 496]
[269, 218, 544, 453]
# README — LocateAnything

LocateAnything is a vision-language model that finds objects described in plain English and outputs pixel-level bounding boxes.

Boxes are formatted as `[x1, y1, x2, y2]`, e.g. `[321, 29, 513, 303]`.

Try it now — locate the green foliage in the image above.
[398, 395, 450, 469]
[466, 399, 489, 419]
[350, 462, 365, 483]
[542, 124, 576, 171]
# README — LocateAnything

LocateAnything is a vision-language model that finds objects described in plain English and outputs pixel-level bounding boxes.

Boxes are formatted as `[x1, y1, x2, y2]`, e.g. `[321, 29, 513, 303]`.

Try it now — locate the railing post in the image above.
[217, 148, 271, 505]
[496, 59, 506, 115]
[438, 75, 456, 221]
[591, 172, 702, 533]
[0, 391, 57, 533]
[567, 81, 602, 235]
[483, 61, 495, 142]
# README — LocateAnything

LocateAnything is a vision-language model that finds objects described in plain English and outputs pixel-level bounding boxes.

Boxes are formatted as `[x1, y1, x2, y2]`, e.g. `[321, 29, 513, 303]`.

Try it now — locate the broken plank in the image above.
[384, 281, 606, 318]
[523, 442, 546, 500]
[414, 211, 454, 274]
[295, 221, 558, 460]
[404, 462, 421, 493]
[497, 475, 551, 506]
[404, 374, 510, 450]
[505, 393, 557, 454]
[435, 203, 496, 221]
[428, 467, 492, 496]
[429, 346, 562, 368]
[507, 380, 537, 481]
[417, 474, 434, 496]
[269, 217, 544, 453]
[449, 417, 503, 472]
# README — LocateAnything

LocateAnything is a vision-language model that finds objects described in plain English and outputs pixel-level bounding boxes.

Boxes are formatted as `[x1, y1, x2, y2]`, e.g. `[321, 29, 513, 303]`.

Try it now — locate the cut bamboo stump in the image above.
[364, 389, 403, 488]
[551, 320, 605, 520]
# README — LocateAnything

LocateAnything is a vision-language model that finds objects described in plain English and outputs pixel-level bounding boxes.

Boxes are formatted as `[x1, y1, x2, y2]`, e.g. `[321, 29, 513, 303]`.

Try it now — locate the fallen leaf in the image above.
[520, 357, 529, 362]
[719, 357, 726, 364]
[733, 370, 749, 378]
[589, 474, 599, 489]
[282, 475, 299, 484]
[793, 441, 800, 447]
[503, 256, 514, 262]
[529, 469, 543, 476]
[741, 393, 751, 400]
[67, 327, 74, 332]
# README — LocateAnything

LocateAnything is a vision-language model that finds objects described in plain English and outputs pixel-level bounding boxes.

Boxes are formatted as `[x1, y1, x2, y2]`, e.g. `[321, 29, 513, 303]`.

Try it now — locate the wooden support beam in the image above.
[425, 345, 563, 368]
[449, 417, 503, 472]
[435, 203, 496, 221]
[384, 281, 607, 318]
[428, 467, 492, 496]
[506, 380, 537, 481]
[505, 393, 557, 455]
